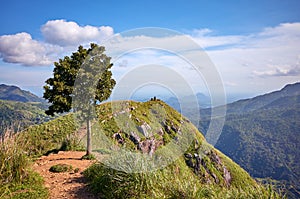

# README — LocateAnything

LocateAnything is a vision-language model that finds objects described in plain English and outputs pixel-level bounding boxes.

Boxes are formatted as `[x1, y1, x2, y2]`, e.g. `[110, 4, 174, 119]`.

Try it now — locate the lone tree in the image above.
[43, 43, 116, 156]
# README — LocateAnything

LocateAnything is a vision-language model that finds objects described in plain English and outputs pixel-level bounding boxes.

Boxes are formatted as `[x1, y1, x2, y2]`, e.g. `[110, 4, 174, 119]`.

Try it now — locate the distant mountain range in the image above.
[198, 82, 300, 198]
[0, 84, 51, 135]
[0, 84, 45, 103]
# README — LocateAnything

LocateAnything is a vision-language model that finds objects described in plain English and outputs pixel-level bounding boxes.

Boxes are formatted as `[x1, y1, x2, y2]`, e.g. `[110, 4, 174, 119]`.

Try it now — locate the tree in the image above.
[43, 43, 116, 156]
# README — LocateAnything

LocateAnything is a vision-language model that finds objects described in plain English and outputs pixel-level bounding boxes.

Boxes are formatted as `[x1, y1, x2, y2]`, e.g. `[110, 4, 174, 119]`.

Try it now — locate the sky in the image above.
[0, 0, 300, 101]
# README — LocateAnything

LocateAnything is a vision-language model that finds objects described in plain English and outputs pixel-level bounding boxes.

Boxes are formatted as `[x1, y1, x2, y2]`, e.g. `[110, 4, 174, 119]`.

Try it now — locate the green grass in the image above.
[83, 100, 284, 198]
[0, 113, 83, 198]
[0, 99, 285, 199]
[84, 158, 283, 199]
[49, 164, 73, 173]
[0, 132, 48, 199]
[16, 113, 82, 157]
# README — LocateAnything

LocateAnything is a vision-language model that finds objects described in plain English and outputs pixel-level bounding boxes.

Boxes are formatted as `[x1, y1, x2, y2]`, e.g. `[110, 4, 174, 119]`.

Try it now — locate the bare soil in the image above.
[33, 151, 98, 199]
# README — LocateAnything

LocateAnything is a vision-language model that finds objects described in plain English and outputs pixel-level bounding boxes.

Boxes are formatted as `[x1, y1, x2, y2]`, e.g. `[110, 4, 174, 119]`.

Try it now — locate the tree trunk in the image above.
[86, 119, 92, 155]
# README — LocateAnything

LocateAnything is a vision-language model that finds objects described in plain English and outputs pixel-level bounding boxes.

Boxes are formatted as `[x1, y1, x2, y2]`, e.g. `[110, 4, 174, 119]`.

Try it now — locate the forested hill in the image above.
[199, 82, 300, 198]
[0, 84, 45, 103]
[0, 84, 50, 135]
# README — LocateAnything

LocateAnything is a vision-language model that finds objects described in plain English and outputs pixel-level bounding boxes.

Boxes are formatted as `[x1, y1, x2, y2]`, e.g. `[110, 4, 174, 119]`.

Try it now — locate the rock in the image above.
[157, 128, 164, 135]
[223, 167, 232, 187]
[148, 139, 156, 156]
[129, 132, 140, 145]
[211, 172, 219, 184]
[185, 153, 193, 159]
[165, 125, 171, 134]
[211, 151, 222, 165]
[112, 133, 124, 144]
[138, 122, 152, 137]
[171, 125, 178, 132]
[194, 154, 201, 174]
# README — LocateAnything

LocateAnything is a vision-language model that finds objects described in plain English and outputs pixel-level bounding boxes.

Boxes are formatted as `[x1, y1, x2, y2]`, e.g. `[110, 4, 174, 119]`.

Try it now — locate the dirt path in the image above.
[33, 151, 98, 199]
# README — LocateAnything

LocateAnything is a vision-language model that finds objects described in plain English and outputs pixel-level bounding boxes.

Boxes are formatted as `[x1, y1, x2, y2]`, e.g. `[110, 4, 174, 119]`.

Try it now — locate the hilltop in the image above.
[199, 82, 300, 198]
[1, 99, 281, 198]
[83, 100, 280, 198]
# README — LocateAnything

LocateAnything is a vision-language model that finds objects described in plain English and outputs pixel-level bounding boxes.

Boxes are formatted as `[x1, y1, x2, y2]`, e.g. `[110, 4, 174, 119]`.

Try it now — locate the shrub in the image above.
[49, 164, 73, 173]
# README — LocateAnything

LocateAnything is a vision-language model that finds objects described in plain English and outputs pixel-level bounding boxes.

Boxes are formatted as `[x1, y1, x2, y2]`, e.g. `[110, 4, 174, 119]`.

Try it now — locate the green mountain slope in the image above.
[0, 84, 45, 103]
[81, 100, 280, 198]
[0, 99, 52, 135]
[199, 82, 300, 198]
[3, 99, 280, 198]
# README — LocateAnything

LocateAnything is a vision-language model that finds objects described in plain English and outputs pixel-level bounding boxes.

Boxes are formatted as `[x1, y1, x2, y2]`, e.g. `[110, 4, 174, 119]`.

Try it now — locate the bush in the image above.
[49, 164, 73, 173]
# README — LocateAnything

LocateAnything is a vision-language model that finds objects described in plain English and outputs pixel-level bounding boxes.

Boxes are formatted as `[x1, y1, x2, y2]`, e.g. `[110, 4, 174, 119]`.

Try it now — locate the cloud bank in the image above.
[0, 20, 299, 95]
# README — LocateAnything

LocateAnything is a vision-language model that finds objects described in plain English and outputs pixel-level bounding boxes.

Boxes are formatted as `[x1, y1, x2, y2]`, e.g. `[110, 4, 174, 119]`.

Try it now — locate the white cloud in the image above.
[41, 19, 114, 46]
[0, 21, 299, 97]
[105, 23, 300, 95]
[0, 32, 61, 66]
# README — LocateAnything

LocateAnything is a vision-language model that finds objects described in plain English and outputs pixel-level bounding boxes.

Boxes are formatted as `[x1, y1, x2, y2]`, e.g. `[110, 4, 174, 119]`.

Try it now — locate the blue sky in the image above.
[0, 0, 300, 100]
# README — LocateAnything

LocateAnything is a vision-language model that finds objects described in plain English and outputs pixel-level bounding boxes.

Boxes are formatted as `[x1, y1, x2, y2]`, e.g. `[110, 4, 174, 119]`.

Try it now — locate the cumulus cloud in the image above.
[0, 19, 299, 98]
[41, 19, 114, 46]
[0, 32, 60, 66]
[104, 23, 300, 94]
[0, 19, 114, 66]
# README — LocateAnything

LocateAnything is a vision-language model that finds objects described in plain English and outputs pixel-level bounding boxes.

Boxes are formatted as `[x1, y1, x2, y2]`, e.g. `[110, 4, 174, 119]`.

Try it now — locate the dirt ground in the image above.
[33, 151, 98, 199]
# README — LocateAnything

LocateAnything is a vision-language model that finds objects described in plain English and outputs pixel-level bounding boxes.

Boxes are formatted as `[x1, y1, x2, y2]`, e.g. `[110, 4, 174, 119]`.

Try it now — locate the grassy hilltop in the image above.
[0, 99, 282, 198]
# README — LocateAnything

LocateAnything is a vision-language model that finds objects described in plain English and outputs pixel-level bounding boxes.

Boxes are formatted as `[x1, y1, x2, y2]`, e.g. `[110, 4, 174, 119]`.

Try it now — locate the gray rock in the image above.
[223, 167, 232, 187]
[138, 122, 152, 137]
[129, 131, 140, 145]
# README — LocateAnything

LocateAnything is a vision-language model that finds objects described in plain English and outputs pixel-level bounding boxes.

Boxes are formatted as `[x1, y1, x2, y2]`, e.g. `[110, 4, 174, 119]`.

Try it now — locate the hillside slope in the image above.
[0, 99, 52, 135]
[82, 100, 280, 198]
[0, 84, 45, 103]
[199, 82, 300, 198]
[1, 99, 280, 198]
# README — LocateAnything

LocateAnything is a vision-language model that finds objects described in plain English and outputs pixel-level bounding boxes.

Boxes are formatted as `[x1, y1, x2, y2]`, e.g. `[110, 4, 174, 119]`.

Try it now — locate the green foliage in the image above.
[43, 43, 116, 118]
[49, 164, 73, 173]
[43, 43, 116, 156]
[0, 133, 48, 199]
[81, 154, 96, 160]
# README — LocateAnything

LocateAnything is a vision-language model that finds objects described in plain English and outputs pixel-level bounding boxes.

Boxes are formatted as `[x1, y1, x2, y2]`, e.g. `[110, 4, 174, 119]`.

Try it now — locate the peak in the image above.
[0, 83, 44, 103]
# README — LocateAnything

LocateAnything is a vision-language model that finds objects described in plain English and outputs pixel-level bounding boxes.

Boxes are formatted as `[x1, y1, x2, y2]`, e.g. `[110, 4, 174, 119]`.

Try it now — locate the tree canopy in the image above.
[43, 43, 116, 155]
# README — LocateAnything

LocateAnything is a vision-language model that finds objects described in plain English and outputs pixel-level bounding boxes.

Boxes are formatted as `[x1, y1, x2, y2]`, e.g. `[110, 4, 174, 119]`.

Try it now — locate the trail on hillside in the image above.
[33, 151, 98, 199]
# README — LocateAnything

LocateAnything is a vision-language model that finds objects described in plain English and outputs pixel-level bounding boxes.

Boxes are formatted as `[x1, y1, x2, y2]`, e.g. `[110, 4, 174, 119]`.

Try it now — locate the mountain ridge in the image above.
[0, 84, 45, 103]
[198, 82, 300, 198]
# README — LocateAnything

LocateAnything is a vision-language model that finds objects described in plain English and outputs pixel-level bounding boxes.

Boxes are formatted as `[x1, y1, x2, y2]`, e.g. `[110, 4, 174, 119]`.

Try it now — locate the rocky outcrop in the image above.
[138, 122, 152, 137]
[184, 149, 232, 187]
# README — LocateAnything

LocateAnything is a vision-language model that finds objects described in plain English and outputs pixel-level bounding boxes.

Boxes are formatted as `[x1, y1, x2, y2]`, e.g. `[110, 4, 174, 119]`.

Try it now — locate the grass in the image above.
[83, 100, 284, 199]
[0, 100, 285, 198]
[84, 158, 283, 199]
[16, 113, 82, 157]
[0, 113, 84, 198]
[0, 131, 48, 199]
[49, 164, 73, 173]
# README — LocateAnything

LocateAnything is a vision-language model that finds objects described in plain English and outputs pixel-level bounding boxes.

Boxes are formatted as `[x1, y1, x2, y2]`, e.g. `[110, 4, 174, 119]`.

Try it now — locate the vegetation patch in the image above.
[49, 164, 73, 173]
[0, 132, 48, 199]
